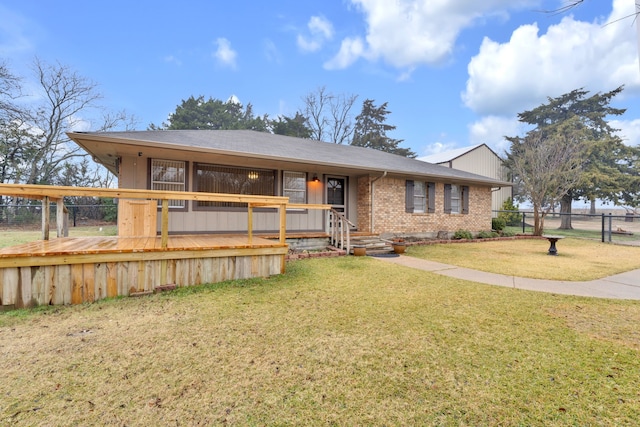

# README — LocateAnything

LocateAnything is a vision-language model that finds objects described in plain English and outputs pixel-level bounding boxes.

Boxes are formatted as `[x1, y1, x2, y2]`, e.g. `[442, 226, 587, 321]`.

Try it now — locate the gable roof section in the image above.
[418, 143, 502, 165]
[68, 130, 511, 187]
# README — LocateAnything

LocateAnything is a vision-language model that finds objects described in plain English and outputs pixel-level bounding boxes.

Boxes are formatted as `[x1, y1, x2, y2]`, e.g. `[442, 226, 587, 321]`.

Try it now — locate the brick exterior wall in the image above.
[356, 175, 492, 235]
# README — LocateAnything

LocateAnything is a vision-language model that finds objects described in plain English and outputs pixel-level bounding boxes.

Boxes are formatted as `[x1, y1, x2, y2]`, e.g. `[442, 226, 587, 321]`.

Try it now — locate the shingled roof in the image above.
[68, 130, 511, 187]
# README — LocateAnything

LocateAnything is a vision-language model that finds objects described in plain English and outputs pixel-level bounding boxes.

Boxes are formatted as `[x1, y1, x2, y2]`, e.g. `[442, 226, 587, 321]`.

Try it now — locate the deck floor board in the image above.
[0, 234, 285, 258]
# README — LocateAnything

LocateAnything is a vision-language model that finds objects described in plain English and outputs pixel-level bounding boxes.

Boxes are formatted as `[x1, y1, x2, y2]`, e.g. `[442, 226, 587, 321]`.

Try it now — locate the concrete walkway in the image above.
[374, 255, 640, 300]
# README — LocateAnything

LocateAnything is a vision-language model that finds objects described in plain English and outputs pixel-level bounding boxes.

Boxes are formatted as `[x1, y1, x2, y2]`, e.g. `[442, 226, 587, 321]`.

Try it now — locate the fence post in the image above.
[522, 212, 526, 234]
[601, 213, 605, 243]
[608, 213, 613, 243]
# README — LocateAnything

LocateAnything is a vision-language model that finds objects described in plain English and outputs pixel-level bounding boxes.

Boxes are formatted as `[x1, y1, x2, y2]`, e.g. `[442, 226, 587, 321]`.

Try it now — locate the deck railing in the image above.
[328, 209, 355, 253]
[0, 184, 340, 245]
[0, 183, 292, 245]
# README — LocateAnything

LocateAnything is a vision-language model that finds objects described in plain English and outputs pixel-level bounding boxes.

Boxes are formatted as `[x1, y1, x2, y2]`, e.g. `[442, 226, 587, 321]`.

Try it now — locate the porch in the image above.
[0, 184, 353, 308]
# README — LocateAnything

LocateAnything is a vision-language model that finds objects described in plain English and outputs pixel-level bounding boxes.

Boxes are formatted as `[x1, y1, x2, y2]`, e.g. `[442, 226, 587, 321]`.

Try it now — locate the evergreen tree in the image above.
[271, 112, 312, 138]
[351, 99, 415, 158]
[506, 86, 637, 229]
[154, 95, 269, 132]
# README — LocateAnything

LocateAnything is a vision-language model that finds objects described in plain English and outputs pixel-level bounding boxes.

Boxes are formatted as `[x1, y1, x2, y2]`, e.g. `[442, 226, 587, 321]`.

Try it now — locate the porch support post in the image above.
[42, 196, 50, 241]
[247, 203, 254, 245]
[160, 198, 169, 286]
[279, 203, 286, 244]
[160, 199, 169, 249]
[279, 202, 287, 273]
[56, 198, 67, 237]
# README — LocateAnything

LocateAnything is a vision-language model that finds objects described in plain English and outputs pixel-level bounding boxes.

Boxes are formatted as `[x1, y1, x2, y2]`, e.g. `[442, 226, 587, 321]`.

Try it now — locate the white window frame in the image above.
[450, 184, 460, 214]
[283, 171, 307, 209]
[151, 159, 186, 208]
[413, 181, 427, 213]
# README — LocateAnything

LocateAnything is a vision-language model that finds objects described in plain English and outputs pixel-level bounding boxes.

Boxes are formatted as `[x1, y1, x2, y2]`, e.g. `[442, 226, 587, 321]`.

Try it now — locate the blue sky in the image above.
[1, 0, 639, 159]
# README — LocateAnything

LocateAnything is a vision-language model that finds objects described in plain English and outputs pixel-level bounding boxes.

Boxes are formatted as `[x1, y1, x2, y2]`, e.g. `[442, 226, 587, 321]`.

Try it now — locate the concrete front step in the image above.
[350, 234, 395, 254]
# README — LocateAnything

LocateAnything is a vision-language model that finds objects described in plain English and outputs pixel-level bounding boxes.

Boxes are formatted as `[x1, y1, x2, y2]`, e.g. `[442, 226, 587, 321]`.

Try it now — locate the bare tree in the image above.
[506, 118, 588, 235]
[22, 58, 136, 185]
[302, 86, 358, 144]
[24, 58, 103, 184]
[541, 1, 639, 21]
[0, 58, 136, 189]
[0, 60, 22, 121]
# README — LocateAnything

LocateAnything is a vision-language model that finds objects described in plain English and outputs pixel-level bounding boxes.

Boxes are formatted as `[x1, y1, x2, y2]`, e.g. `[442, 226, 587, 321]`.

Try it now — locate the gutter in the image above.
[370, 171, 387, 233]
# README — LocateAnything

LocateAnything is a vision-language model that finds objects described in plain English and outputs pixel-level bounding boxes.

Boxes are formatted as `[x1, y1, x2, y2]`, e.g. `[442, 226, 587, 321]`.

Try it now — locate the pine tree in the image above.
[506, 86, 638, 229]
[351, 99, 415, 158]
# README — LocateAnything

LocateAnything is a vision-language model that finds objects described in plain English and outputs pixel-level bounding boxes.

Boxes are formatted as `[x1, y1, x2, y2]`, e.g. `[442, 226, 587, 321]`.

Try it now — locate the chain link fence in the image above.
[495, 210, 640, 246]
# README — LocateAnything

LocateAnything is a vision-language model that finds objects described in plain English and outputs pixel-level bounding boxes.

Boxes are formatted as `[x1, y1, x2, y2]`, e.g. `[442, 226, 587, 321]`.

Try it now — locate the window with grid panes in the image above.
[151, 159, 186, 208]
[194, 163, 275, 208]
[413, 181, 427, 213]
[283, 171, 307, 205]
[450, 184, 460, 214]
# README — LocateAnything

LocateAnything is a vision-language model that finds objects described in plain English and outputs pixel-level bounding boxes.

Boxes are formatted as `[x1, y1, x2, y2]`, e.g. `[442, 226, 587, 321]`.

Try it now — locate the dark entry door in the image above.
[326, 177, 346, 213]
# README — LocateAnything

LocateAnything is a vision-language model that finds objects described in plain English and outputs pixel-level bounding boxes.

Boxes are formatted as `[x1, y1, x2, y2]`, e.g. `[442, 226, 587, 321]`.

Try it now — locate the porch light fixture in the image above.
[312, 174, 320, 182]
[248, 171, 259, 180]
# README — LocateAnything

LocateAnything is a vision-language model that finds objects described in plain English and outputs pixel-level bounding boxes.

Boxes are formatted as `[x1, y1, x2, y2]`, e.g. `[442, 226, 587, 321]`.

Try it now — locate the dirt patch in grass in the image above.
[1, 257, 640, 425]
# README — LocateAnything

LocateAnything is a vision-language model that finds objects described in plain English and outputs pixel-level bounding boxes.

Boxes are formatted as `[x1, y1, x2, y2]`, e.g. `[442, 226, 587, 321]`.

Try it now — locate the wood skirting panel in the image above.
[0, 253, 285, 308]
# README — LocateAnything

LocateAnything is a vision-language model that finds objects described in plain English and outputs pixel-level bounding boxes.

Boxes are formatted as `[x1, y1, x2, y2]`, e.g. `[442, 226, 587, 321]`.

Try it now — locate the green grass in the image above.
[1, 257, 640, 425]
[407, 238, 640, 281]
[0, 225, 117, 248]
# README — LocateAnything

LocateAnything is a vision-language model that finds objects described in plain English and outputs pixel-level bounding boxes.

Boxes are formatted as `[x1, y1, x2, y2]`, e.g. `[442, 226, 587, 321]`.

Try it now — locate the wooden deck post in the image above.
[279, 202, 287, 274]
[279, 203, 286, 245]
[161, 199, 169, 286]
[56, 198, 67, 237]
[161, 199, 169, 249]
[248, 203, 253, 245]
[42, 196, 50, 240]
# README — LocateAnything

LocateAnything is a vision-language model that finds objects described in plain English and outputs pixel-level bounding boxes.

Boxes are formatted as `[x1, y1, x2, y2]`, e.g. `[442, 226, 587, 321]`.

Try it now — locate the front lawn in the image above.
[1, 257, 639, 425]
[406, 237, 640, 281]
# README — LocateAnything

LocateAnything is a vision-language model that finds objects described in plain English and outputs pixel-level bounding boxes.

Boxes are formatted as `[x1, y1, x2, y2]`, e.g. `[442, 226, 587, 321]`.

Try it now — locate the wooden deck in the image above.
[0, 235, 288, 308]
[0, 184, 336, 309]
[0, 235, 286, 267]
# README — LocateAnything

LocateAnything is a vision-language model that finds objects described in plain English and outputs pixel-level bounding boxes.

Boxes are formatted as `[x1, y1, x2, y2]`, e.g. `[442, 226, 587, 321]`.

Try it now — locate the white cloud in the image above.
[309, 15, 333, 39]
[468, 115, 524, 154]
[611, 118, 640, 146]
[297, 15, 334, 53]
[213, 38, 237, 69]
[326, 0, 536, 71]
[324, 37, 366, 69]
[417, 141, 458, 158]
[463, 0, 640, 116]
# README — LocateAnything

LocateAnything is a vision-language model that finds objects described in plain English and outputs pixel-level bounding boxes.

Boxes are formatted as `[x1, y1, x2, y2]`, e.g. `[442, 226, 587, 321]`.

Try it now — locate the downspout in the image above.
[369, 171, 387, 233]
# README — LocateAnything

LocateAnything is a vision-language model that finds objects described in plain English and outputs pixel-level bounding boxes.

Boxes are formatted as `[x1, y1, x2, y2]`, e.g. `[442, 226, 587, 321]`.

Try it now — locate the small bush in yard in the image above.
[492, 217, 506, 231]
[498, 197, 521, 226]
[477, 230, 498, 239]
[501, 229, 515, 237]
[454, 229, 473, 240]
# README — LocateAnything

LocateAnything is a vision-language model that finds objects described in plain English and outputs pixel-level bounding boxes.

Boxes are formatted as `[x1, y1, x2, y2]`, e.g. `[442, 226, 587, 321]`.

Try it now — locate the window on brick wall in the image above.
[444, 184, 469, 214]
[405, 180, 435, 213]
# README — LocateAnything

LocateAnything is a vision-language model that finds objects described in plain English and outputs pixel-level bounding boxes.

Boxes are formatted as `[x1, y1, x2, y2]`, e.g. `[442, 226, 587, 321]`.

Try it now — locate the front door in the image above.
[326, 176, 346, 213]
